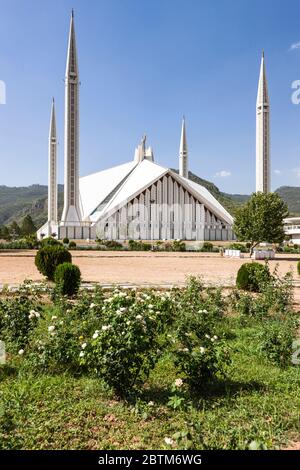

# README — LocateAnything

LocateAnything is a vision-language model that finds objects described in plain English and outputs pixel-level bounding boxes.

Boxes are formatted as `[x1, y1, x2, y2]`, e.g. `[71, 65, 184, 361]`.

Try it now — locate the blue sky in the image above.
[1, 0, 300, 193]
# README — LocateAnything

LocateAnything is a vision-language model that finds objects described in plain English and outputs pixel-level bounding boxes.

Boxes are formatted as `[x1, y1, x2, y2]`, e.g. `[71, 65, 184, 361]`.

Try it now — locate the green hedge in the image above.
[54, 262, 81, 297]
[35, 245, 72, 281]
[236, 262, 270, 292]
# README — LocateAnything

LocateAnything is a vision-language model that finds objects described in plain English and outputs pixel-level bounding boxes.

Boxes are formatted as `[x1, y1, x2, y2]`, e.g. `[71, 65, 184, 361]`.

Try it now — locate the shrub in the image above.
[40, 237, 61, 247]
[297, 261, 300, 276]
[128, 240, 151, 251]
[28, 311, 84, 372]
[80, 289, 174, 395]
[228, 243, 248, 253]
[236, 262, 270, 292]
[104, 240, 123, 250]
[171, 240, 186, 252]
[62, 237, 69, 245]
[231, 269, 294, 319]
[54, 263, 81, 297]
[35, 245, 72, 281]
[174, 330, 231, 389]
[0, 296, 40, 353]
[68, 241, 77, 249]
[171, 277, 230, 389]
[200, 242, 214, 252]
[258, 318, 297, 367]
[0, 239, 38, 250]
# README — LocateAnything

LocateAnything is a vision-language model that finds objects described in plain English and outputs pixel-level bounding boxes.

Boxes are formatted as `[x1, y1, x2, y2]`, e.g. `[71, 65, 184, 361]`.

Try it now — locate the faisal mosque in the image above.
[38, 12, 270, 241]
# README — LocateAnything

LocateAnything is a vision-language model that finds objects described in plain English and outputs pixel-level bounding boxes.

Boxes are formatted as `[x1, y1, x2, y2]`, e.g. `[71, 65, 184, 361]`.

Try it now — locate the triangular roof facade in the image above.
[79, 159, 233, 225]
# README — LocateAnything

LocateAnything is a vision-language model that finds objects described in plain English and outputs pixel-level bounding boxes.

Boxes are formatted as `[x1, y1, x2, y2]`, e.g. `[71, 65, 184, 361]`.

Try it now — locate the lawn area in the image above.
[1, 315, 300, 450]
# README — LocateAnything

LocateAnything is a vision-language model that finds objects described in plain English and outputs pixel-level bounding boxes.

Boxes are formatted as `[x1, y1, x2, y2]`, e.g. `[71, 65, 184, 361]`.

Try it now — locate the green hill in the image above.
[0, 176, 299, 229]
[274, 186, 300, 216]
[0, 185, 64, 227]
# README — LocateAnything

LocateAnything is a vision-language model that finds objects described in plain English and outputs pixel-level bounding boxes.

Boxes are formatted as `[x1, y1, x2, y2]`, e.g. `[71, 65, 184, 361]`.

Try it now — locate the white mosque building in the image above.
[38, 12, 240, 242]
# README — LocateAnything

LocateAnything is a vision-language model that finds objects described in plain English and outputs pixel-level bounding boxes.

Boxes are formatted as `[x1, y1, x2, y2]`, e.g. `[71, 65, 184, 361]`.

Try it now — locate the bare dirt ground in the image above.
[0, 250, 299, 288]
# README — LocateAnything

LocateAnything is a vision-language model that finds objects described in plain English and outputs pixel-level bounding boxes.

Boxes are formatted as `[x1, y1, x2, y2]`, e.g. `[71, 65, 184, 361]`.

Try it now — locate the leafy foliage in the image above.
[258, 318, 297, 367]
[54, 263, 81, 297]
[35, 245, 72, 281]
[233, 192, 289, 252]
[236, 262, 270, 292]
[20, 215, 36, 235]
[0, 296, 40, 353]
[80, 289, 174, 395]
[171, 278, 230, 389]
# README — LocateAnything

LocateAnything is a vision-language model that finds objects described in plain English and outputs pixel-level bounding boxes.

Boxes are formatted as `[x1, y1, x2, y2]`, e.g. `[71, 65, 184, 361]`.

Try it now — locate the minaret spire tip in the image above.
[179, 117, 188, 178]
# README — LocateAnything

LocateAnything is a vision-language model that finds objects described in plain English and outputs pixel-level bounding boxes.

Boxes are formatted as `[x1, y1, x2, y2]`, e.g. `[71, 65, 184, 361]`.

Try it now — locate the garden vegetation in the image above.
[0, 265, 299, 450]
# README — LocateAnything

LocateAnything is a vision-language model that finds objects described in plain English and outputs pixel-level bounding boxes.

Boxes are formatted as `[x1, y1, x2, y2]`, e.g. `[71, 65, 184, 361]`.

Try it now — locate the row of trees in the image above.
[0, 215, 37, 241]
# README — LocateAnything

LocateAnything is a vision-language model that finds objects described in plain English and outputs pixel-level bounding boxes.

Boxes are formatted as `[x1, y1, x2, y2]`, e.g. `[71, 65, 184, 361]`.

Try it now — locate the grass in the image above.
[1, 317, 300, 450]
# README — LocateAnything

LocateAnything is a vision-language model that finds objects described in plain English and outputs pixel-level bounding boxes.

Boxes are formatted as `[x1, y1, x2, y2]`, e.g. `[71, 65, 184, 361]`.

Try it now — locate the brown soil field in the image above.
[0, 250, 299, 288]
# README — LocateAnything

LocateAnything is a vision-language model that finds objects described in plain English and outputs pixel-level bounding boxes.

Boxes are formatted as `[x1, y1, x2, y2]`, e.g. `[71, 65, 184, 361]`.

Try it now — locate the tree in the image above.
[21, 215, 36, 235]
[233, 192, 289, 255]
[0, 226, 11, 241]
[9, 221, 21, 240]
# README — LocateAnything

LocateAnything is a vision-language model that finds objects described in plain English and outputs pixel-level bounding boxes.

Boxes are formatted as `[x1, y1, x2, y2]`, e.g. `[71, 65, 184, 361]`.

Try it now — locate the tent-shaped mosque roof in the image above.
[79, 159, 234, 226]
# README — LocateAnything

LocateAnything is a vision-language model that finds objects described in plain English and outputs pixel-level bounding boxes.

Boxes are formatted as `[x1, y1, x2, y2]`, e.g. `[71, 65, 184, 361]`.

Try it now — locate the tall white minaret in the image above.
[179, 117, 188, 178]
[48, 98, 57, 223]
[256, 51, 270, 193]
[61, 10, 82, 224]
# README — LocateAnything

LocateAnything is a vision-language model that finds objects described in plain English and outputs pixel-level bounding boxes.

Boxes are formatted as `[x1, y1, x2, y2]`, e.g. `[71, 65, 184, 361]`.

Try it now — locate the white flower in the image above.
[174, 378, 183, 388]
[51, 316, 57, 320]
[35, 312, 40, 318]
[205, 334, 210, 339]
[48, 325, 55, 332]
[81, 343, 87, 349]
[18, 349, 24, 355]
[120, 307, 126, 312]
[164, 437, 174, 446]
[213, 335, 218, 340]
[92, 332, 99, 339]
[102, 325, 110, 331]
[148, 401, 154, 406]
[59, 320, 64, 325]
[148, 304, 154, 309]
[136, 315, 142, 320]
[28, 313, 35, 320]
[90, 303, 96, 309]
[200, 347, 205, 354]
[211, 337, 215, 342]
[29, 309, 36, 315]
[79, 351, 85, 357]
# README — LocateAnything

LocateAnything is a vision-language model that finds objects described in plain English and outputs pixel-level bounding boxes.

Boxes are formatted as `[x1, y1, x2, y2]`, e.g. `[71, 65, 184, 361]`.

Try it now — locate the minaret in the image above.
[48, 98, 57, 223]
[61, 10, 82, 224]
[256, 51, 270, 193]
[179, 117, 188, 178]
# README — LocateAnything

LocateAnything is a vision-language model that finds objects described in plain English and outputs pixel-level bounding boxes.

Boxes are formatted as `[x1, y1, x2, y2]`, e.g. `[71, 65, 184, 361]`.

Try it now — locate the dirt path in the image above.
[0, 250, 299, 287]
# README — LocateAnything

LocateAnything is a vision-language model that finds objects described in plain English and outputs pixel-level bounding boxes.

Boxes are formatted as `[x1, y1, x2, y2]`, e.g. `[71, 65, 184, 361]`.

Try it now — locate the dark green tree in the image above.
[9, 221, 21, 240]
[233, 192, 289, 255]
[0, 226, 11, 241]
[21, 215, 36, 235]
